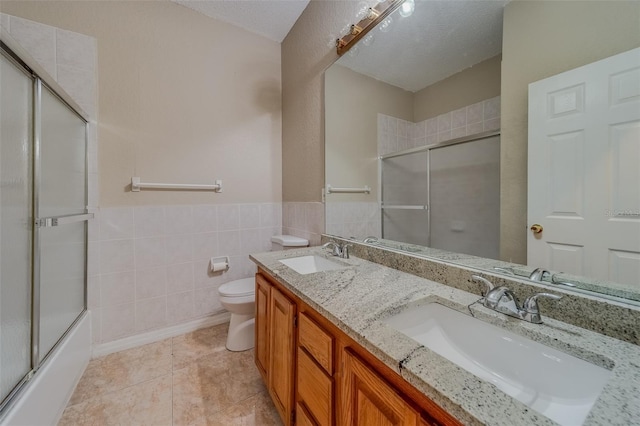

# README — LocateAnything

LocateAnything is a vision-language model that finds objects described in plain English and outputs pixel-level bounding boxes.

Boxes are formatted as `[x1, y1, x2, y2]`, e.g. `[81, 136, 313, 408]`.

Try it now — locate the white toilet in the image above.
[218, 235, 309, 351]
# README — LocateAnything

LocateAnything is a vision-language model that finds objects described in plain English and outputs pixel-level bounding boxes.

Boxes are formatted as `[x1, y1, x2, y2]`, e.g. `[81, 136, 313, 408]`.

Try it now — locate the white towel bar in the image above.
[131, 177, 222, 192]
[326, 184, 371, 194]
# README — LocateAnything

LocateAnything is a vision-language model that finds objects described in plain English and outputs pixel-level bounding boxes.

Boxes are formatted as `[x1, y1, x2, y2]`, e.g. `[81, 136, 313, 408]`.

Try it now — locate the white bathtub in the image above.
[1, 311, 91, 425]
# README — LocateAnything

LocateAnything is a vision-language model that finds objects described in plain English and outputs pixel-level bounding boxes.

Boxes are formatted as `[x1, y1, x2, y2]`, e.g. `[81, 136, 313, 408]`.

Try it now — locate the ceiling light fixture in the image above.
[399, 0, 415, 17]
[335, 0, 406, 56]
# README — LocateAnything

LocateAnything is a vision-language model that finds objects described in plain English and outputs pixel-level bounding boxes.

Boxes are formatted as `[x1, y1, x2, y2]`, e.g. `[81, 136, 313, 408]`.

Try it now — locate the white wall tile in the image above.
[305, 203, 324, 235]
[451, 107, 466, 129]
[239, 204, 260, 229]
[135, 267, 167, 300]
[485, 117, 501, 131]
[166, 235, 193, 264]
[134, 237, 166, 269]
[192, 204, 218, 233]
[101, 272, 135, 307]
[8, 16, 57, 79]
[88, 173, 99, 208]
[260, 228, 281, 252]
[193, 287, 221, 317]
[437, 112, 451, 133]
[425, 118, 437, 135]
[437, 130, 452, 142]
[87, 208, 100, 242]
[467, 101, 484, 124]
[484, 97, 500, 120]
[87, 240, 100, 276]
[192, 232, 217, 260]
[91, 309, 101, 344]
[55, 28, 96, 72]
[87, 275, 100, 309]
[467, 122, 484, 136]
[218, 204, 239, 231]
[134, 206, 165, 238]
[240, 229, 262, 254]
[100, 207, 134, 240]
[193, 259, 221, 288]
[101, 303, 135, 341]
[167, 262, 194, 294]
[135, 297, 166, 331]
[259, 203, 280, 228]
[218, 230, 241, 257]
[451, 125, 466, 139]
[164, 205, 193, 235]
[0, 13, 10, 30]
[100, 239, 134, 274]
[56, 64, 96, 119]
[166, 291, 194, 324]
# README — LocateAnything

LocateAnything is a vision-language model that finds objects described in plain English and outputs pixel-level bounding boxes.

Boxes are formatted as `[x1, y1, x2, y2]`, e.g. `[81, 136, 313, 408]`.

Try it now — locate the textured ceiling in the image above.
[172, 0, 310, 43]
[337, 0, 509, 92]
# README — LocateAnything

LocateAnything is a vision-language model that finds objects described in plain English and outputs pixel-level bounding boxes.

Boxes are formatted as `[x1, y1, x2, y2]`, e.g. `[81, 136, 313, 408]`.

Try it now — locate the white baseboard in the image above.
[92, 311, 231, 358]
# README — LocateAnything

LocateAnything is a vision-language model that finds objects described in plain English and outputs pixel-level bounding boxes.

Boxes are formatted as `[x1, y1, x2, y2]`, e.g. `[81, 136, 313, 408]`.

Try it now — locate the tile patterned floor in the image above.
[59, 324, 282, 425]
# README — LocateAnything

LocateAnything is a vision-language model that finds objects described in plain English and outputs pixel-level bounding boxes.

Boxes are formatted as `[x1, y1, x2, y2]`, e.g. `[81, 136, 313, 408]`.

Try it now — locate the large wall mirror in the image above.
[324, 0, 640, 304]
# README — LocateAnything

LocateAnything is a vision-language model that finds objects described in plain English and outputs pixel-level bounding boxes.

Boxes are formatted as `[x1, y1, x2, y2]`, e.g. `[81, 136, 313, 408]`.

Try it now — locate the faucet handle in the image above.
[471, 275, 494, 296]
[342, 243, 353, 259]
[523, 292, 561, 314]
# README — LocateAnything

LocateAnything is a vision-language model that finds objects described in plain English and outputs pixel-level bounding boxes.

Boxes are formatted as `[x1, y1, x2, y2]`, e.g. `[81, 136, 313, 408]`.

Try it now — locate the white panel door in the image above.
[528, 47, 640, 287]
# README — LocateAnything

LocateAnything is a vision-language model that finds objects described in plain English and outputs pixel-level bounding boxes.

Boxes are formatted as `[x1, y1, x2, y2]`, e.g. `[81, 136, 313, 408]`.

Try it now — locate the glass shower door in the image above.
[35, 83, 87, 363]
[381, 152, 429, 246]
[0, 52, 33, 406]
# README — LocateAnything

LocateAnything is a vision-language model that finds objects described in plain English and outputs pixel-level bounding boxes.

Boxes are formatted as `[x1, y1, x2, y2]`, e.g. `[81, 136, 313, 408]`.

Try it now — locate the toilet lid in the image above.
[218, 278, 255, 297]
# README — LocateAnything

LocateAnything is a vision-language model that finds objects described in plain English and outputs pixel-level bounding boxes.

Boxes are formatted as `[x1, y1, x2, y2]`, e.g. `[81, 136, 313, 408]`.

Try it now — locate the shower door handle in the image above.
[36, 213, 94, 227]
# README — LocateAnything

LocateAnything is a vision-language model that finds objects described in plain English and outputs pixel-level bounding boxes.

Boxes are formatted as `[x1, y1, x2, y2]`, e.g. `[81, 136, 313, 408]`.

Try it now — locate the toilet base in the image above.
[226, 314, 255, 352]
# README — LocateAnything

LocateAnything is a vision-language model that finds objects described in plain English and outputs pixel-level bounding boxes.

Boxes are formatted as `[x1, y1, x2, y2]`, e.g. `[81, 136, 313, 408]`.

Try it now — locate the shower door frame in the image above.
[379, 130, 501, 246]
[0, 42, 90, 416]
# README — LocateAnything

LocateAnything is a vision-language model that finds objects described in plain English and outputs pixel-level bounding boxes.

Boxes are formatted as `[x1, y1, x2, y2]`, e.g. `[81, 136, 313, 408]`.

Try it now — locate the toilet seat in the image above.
[218, 278, 254, 297]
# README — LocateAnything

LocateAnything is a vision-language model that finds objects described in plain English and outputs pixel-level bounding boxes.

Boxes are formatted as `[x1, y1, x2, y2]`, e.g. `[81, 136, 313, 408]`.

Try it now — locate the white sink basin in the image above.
[384, 303, 611, 426]
[278, 255, 346, 275]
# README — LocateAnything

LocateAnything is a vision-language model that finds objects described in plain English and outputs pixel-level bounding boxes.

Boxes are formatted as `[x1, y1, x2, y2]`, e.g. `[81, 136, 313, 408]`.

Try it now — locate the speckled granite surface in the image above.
[250, 247, 640, 426]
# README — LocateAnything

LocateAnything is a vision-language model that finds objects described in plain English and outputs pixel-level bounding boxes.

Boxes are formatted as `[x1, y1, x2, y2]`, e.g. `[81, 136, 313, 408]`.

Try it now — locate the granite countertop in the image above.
[250, 247, 640, 426]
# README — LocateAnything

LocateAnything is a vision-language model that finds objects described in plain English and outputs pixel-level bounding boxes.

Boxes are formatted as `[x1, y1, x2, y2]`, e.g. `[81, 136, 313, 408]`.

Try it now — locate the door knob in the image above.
[530, 224, 543, 234]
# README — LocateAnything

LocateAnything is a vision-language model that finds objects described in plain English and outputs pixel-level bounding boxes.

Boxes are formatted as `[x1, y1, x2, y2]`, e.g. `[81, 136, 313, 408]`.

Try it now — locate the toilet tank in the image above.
[271, 235, 309, 251]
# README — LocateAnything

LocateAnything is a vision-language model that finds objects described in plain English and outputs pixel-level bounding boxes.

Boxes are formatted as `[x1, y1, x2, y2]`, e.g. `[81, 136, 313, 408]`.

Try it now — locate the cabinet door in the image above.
[255, 274, 271, 381]
[268, 286, 296, 425]
[342, 348, 419, 426]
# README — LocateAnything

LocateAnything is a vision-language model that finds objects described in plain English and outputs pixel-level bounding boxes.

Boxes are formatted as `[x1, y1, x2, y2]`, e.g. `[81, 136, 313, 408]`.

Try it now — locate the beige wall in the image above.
[325, 64, 413, 203]
[281, 1, 361, 203]
[500, 0, 640, 263]
[1, 0, 282, 207]
[414, 55, 502, 122]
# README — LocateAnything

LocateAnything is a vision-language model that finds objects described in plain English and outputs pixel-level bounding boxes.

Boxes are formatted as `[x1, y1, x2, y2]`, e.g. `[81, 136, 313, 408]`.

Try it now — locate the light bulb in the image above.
[363, 34, 375, 47]
[399, 0, 415, 17]
[379, 17, 393, 33]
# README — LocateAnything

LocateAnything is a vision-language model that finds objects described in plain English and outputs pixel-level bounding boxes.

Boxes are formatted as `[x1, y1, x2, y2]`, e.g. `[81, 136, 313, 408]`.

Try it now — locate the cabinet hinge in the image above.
[290, 409, 295, 424]
[293, 315, 298, 328]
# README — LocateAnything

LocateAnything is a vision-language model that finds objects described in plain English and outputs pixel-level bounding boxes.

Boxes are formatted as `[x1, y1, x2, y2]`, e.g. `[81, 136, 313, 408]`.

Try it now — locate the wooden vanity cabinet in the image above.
[255, 269, 461, 426]
[255, 273, 296, 425]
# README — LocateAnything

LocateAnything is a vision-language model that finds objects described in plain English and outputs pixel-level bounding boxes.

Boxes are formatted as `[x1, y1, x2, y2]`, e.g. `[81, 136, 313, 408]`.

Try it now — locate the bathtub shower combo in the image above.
[0, 43, 92, 424]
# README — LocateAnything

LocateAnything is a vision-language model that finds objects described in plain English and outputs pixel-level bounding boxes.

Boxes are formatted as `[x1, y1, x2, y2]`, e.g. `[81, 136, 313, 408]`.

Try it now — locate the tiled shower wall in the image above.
[378, 96, 501, 156]
[89, 203, 282, 344]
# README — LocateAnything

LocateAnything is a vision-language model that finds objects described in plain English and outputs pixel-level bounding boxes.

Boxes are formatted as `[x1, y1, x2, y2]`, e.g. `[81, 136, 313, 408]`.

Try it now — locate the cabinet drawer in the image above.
[297, 348, 333, 426]
[299, 312, 333, 374]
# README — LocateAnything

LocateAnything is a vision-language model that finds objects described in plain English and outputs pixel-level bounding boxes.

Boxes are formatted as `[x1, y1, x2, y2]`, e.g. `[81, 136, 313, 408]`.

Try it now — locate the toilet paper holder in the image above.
[210, 256, 230, 272]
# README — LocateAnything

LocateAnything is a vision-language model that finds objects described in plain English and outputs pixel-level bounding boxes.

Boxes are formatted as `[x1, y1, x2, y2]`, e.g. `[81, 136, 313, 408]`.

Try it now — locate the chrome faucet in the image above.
[528, 267, 551, 281]
[471, 275, 561, 324]
[321, 241, 353, 259]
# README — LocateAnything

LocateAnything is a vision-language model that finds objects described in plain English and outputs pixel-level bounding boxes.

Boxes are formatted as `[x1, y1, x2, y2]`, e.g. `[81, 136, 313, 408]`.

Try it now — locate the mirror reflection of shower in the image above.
[381, 131, 500, 260]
